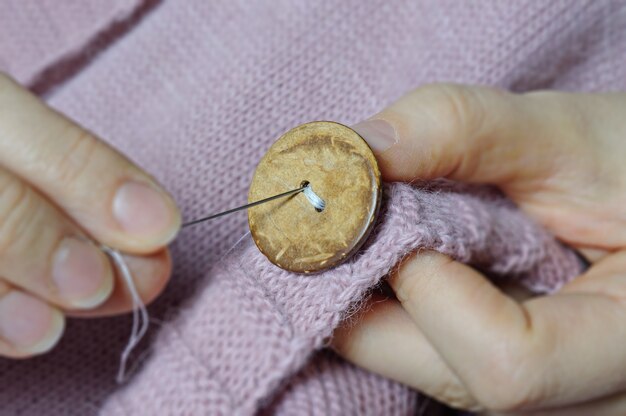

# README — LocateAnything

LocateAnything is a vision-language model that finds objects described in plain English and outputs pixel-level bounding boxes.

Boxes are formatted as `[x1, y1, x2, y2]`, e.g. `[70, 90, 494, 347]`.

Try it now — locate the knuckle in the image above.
[394, 252, 554, 412]
[393, 267, 422, 307]
[406, 83, 497, 178]
[418, 83, 488, 140]
[431, 378, 480, 411]
[0, 174, 40, 255]
[394, 253, 455, 306]
[468, 346, 550, 412]
[53, 126, 102, 189]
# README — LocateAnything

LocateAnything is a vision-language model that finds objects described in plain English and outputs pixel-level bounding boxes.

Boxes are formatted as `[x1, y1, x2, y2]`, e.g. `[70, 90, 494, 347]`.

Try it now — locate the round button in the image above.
[248, 121, 382, 273]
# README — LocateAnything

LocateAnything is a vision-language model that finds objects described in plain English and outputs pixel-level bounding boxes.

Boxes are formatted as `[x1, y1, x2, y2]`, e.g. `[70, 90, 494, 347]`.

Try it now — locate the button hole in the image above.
[300, 181, 325, 212]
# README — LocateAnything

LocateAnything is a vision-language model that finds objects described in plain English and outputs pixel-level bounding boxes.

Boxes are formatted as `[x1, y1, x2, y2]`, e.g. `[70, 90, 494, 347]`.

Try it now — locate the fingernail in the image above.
[113, 181, 179, 241]
[0, 291, 65, 354]
[52, 238, 113, 308]
[352, 119, 398, 153]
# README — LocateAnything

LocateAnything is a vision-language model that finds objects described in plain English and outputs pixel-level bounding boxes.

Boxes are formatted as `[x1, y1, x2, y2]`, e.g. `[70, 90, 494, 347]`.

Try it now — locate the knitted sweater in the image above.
[1, 1, 625, 415]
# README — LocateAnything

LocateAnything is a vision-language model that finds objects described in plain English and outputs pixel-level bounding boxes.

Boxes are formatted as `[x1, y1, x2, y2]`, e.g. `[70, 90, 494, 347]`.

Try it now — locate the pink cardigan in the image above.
[1, 1, 624, 414]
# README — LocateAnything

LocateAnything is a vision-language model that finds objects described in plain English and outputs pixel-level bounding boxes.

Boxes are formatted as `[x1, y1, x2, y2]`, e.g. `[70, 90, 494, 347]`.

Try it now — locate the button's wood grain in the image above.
[248, 121, 381, 273]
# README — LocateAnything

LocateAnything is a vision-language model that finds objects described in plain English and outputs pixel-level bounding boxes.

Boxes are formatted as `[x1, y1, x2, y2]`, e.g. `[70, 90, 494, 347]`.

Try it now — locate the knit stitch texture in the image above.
[101, 182, 583, 415]
[0, 1, 625, 415]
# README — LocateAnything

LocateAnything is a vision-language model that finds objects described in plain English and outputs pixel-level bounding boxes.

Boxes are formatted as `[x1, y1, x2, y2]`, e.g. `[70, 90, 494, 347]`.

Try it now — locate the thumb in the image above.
[352, 83, 588, 186]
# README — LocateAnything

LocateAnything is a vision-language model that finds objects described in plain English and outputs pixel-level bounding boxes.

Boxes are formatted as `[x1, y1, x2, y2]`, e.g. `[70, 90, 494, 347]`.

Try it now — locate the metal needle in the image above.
[182, 184, 307, 228]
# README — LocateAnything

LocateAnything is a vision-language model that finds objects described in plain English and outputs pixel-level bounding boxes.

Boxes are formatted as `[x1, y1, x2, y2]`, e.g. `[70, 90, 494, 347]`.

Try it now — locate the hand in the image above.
[333, 84, 626, 415]
[0, 74, 180, 358]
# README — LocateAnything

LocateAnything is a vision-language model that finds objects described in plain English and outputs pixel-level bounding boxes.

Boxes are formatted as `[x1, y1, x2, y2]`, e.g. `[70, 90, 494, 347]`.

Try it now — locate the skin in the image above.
[5, 69, 626, 414]
[333, 84, 626, 415]
[0, 73, 180, 358]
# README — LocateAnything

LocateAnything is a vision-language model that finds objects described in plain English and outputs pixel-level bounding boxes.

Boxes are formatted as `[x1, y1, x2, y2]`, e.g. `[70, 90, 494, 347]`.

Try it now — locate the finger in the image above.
[0, 167, 114, 309]
[0, 73, 180, 254]
[68, 248, 171, 317]
[332, 294, 480, 411]
[390, 250, 626, 412]
[0, 280, 64, 358]
[333, 283, 535, 411]
[352, 85, 626, 248]
[352, 83, 589, 186]
[488, 392, 626, 416]
[577, 246, 611, 263]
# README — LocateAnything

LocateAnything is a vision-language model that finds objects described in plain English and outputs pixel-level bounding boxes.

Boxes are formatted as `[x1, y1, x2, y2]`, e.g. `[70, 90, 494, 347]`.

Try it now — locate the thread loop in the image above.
[301, 181, 325, 212]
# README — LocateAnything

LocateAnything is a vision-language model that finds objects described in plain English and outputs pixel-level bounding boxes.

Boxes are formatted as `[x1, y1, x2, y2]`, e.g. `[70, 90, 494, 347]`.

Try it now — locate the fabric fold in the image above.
[0, 0, 146, 86]
[1, 1, 624, 414]
[101, 182, 582, 415]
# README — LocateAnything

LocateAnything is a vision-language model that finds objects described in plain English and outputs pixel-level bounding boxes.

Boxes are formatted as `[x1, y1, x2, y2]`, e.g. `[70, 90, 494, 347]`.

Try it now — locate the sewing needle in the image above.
[182, 184, 308, 228]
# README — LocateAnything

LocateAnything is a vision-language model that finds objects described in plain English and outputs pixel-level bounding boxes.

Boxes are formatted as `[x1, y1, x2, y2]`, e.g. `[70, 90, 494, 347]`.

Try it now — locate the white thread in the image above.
[303, 183, 325, 211]
[101, 246, 150, 384]
[100, 184, 319, 383]
[221, 230, 251, 261]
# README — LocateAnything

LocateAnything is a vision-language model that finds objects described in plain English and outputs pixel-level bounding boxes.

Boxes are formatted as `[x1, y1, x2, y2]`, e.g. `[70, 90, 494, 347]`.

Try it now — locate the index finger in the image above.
[0, 73, 180, 253]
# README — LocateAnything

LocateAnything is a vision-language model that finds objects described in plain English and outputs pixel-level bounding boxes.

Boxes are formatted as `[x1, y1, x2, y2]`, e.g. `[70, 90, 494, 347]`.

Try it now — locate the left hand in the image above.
[332, 84, 626, 415]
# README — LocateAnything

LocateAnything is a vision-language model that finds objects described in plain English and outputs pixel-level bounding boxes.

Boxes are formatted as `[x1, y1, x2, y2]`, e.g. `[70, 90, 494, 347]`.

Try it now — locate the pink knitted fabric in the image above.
[0, 1, 625, 415]
[0, 0, 142, 86]
[101, 182, 582, 415]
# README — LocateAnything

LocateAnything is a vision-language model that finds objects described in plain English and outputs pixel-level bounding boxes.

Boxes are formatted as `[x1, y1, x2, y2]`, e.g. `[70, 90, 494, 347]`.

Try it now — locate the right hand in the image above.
[0, 73, 180, 358]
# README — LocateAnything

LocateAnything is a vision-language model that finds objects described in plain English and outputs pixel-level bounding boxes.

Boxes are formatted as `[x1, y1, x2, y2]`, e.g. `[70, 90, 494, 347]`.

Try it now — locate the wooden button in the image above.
[248, 121, 382, 273]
